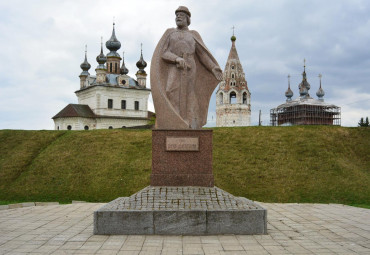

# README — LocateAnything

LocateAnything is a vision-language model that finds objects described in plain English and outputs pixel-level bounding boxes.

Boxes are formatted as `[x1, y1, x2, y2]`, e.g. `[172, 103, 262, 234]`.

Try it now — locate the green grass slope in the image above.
[0, 126, 369, 206]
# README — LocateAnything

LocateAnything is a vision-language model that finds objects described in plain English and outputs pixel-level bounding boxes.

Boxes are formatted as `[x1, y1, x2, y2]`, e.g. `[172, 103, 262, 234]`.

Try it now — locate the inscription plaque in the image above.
[166, 137, 199, 151]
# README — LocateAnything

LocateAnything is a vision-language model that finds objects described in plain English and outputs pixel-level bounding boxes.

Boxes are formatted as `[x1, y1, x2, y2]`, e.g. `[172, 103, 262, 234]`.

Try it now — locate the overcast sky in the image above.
[0, 0, 369, 129]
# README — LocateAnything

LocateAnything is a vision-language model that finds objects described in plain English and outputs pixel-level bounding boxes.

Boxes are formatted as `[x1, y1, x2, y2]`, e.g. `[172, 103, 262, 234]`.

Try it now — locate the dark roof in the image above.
[52, 104, 96, 119]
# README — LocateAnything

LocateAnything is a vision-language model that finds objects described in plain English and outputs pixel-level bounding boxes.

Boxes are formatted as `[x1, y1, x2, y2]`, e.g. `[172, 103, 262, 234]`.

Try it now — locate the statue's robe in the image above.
[151, 28, 221, 129]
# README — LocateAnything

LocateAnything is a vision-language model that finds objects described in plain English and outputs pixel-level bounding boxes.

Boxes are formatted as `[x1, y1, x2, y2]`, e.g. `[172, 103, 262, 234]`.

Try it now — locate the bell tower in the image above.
[216, 32, 251, 127]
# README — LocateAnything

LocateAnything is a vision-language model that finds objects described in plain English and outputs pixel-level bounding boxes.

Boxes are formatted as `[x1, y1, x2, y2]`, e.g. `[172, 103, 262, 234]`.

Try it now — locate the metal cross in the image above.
[231, 26, 235, 36]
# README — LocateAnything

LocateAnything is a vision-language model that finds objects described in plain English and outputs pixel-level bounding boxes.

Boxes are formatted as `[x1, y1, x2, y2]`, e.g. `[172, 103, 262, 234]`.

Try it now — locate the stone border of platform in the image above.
[0, 200, 89, 210]
[0, 202, 60, 210]
[94, 186, 267, 235]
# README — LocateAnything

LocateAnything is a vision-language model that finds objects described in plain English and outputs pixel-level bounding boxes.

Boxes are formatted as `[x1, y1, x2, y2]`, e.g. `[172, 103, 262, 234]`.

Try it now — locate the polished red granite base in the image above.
[151, 129, 214, 187]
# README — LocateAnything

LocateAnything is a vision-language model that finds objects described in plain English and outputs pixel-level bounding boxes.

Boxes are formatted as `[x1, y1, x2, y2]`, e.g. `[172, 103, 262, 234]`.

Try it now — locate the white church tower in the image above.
[216, 33, 251, 127]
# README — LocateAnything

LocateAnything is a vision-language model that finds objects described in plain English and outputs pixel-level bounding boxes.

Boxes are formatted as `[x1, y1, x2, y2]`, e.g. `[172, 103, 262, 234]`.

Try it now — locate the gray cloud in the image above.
[0, 0, 369, 129]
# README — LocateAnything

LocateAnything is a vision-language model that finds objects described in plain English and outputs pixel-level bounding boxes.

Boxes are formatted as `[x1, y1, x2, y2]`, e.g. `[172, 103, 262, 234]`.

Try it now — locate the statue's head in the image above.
[175, 6, 191, 27]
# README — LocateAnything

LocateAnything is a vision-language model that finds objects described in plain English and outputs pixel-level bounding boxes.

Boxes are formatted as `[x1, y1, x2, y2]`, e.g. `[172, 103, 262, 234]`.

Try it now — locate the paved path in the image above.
[0, 202, 369, 254]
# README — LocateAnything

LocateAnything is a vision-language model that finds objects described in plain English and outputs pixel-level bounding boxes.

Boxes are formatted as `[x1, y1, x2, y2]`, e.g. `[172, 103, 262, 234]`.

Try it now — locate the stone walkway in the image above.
[0, 202, 369, 254]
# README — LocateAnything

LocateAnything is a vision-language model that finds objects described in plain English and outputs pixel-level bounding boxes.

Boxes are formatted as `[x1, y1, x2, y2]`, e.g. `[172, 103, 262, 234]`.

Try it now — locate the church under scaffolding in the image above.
[270, 62, 341, 126]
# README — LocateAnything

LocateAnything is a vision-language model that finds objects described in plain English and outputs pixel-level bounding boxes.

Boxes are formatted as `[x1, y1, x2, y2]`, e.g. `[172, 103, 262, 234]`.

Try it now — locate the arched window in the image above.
[232, 73, 234, 79]
[110, 63, 112, 73]
[84, 125, 89, 130]
[243, 92, 248, 104]
[230, 81, 233, 86]
[109, 126, 113, 129]
[115, 63, 118, 73]
[67, 125, 72, 130]
[218, 92, 223, 105]
[230, 91, 237, 104]
[57, 126, 59, 130]
[231, 65, 235, 69]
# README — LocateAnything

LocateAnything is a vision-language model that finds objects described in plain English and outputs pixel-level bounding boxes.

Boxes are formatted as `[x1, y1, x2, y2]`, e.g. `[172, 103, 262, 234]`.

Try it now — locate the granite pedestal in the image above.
[94, 186, 267, 235]
[151, 129, 214, 187]
[94, 129, 267, 235]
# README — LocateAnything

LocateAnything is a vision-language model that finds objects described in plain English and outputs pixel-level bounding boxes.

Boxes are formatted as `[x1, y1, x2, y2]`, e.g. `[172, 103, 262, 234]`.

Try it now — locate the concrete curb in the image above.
[0, 201, 79, 210]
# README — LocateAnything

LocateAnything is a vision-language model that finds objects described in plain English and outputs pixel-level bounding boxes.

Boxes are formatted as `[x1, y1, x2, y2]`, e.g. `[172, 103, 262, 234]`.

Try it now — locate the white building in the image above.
[216, 34, 251, 127]
[53, 23, 151, 130]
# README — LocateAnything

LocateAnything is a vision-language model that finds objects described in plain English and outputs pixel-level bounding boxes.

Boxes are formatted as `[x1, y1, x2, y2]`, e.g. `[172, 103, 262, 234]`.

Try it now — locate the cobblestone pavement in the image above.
[101, 186, 262, 211]
[0, 203, 369, 254]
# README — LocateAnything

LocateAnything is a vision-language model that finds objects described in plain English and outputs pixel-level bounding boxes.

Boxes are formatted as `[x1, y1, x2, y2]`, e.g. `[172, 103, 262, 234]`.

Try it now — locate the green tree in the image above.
[358, 117, 369, 127]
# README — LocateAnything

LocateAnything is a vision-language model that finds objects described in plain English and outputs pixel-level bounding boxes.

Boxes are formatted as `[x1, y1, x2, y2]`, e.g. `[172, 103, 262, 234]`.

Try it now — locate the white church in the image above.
[52, 23, 151, 130]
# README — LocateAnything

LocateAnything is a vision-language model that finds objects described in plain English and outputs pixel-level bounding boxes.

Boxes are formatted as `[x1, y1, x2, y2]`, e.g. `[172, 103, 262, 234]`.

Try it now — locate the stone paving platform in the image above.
[94, 186, 266, 235]
[0, 202, 369, 254]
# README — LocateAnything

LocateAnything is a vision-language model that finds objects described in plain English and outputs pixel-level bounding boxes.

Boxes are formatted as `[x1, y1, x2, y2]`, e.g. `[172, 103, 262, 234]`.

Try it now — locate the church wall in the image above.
[54, 117, 96, 130]
[77, 86, 150, 119]
[216, 104, 251, 127]
[95, 118, 148, 129]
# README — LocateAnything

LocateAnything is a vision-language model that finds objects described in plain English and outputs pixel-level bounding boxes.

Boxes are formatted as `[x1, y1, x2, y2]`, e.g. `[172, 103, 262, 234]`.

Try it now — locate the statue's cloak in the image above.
[150, 28, 220, 129]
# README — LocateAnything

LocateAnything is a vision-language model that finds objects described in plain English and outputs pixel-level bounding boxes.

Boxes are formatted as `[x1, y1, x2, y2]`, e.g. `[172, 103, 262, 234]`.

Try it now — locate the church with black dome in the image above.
[53, 23, 151, 130]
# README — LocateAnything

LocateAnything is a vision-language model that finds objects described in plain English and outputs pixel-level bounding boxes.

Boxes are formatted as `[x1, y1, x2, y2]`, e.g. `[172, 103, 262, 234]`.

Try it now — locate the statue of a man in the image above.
[151, 6, 223, 129]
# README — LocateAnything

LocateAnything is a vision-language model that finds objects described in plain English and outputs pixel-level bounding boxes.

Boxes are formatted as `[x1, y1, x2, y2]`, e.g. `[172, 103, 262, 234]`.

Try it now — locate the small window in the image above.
[243, 92, 248, 104]
[57, 126, 59, 130]
[109, 126, 113, 129]
[231, 65, 235, 69]
[84, 125, 89, 130]
[122, 126, 126, 128]
[121, 100, 126, 109]
[218, 92, 223, 105]
[135, 101, 139, 110]
[115, 63, 118, 73]
[232, 74, 234, 78]
[67, 125, 72, 130]
[110, 63, 112, 73]
[230, 92, 237, 104]
[108, 99, 113, 109]
[122, 80, 126, 85]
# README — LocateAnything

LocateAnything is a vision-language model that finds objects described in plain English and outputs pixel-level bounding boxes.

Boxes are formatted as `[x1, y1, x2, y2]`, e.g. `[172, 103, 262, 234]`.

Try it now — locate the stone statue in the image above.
[151, 6, 223, 129]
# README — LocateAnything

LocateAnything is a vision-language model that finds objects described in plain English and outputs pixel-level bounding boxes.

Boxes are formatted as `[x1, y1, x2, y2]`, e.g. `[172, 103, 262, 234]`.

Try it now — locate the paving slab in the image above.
[0, 202, 369, 254]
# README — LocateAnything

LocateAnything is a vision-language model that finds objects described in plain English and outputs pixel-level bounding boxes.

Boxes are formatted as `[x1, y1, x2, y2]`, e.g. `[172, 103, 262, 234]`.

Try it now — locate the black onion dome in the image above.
[298, 64, 311, 97]
[285, 86, 293, 99]
[120, 52, 129, 75]
[106, 23, 121, 52]
[136, 46, 147, 71]
[96, 42, 107, 64]
[316, 79, 325, 98]
[80, 49, 91, 71]
[316, 86, 325, 98]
